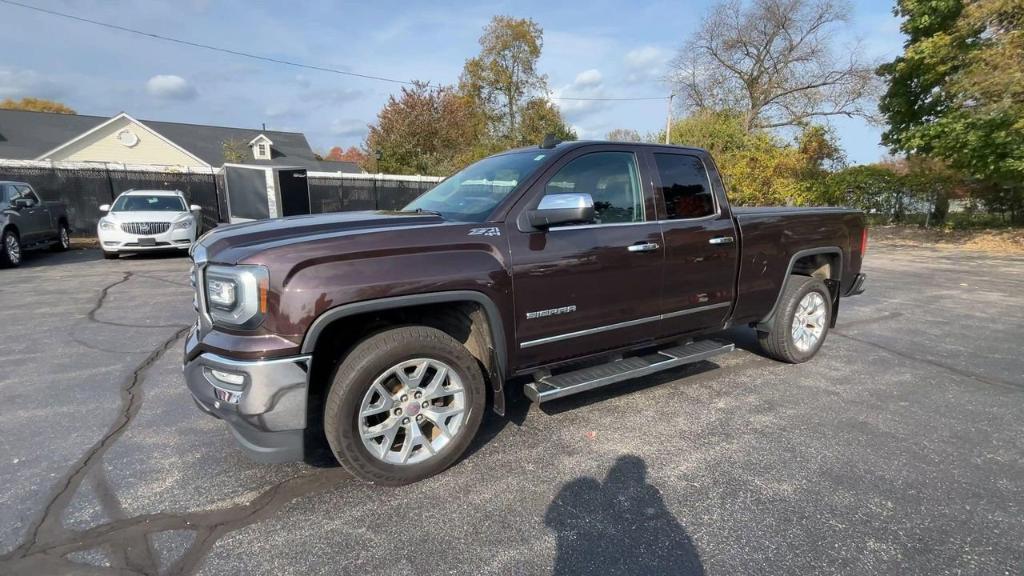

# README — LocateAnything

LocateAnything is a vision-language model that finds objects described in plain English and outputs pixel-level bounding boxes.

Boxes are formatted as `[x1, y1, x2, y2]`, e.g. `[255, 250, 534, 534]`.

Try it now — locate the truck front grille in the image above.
[121, 222, 170, 236]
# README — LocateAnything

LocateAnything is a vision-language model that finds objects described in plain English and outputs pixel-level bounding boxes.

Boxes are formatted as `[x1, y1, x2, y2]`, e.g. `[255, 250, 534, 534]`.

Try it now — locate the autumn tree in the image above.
[670, 0, 877, 131]
[0, 97, 76, 114]
[222, 139, 248, 163]
[460, 16, 566, 146]
[363, 82, 485, 175]
[605, 128, 643, 142]
[325, 146, 369, 166]
[878, 0, 1023, 221]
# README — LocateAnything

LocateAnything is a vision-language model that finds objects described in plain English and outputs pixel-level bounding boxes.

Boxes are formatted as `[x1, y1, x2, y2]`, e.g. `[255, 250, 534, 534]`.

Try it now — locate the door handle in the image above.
[709, 236, 735, 245]
[628, 242, 660, 253]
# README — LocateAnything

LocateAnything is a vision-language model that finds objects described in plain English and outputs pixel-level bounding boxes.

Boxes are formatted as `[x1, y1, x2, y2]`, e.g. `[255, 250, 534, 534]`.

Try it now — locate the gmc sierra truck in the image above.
[1, 181, 71, 267]
[184, 141, 867, 485]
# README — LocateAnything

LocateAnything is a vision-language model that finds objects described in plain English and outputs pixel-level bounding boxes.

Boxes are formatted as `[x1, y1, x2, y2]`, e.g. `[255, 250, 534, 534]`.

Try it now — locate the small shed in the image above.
[215, 164, 311, 224]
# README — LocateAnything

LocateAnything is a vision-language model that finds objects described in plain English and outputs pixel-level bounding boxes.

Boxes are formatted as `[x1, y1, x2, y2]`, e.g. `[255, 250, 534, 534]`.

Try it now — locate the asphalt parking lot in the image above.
[0, 242, 1022, 576]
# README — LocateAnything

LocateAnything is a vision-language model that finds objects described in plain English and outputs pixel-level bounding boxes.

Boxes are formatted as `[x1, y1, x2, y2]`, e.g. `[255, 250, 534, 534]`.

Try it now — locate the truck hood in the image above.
[197, 211, 447, 265]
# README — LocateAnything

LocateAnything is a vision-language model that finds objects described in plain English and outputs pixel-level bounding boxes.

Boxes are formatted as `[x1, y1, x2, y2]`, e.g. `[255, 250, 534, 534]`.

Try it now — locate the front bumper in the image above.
[183, 334, 311, 463]
[99, 226, 195, 253]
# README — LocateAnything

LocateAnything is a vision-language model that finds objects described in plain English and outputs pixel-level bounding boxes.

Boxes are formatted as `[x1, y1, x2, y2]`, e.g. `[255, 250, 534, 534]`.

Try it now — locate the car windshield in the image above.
[403, 151, 552, 222]
[112, 195, 186, 212]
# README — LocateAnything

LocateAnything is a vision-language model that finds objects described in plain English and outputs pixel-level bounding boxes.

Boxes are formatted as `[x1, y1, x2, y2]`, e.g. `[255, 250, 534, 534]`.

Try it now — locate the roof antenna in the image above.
[540, 133, 560, 149]
[262, 122, 266, 131]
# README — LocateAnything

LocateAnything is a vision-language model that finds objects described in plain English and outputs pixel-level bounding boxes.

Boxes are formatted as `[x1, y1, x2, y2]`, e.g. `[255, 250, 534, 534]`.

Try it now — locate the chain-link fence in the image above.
[0, 160, 443, 235]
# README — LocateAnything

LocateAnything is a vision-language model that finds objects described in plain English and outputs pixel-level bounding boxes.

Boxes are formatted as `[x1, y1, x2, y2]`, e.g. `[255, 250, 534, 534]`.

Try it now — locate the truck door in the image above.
[14, 186, 49, 243]
[648, 151, 738, 334]
[508, 148, 664, 368]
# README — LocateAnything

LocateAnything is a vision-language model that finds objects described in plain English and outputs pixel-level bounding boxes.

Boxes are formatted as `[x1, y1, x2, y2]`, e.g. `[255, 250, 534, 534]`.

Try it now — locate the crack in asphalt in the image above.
[0, 270, 348, 576]
[832, 331, 1023, 392]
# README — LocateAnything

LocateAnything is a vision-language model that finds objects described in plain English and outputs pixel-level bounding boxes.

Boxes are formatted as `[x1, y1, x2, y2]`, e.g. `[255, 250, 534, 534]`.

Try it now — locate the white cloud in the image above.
[573, 69, 603, 88]
[624, 46, 670, 82]
[0, 68, 67, 100]
[552, 68, 609, 119]
[145, 74, 197, 100]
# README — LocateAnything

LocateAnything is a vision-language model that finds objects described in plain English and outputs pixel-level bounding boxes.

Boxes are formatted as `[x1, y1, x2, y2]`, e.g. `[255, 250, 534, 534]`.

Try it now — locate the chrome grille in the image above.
[121, 221, 170, 236]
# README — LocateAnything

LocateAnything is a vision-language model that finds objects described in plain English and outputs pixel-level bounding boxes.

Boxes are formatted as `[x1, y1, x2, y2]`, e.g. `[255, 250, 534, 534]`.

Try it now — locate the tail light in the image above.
[861, 228, 868, 255]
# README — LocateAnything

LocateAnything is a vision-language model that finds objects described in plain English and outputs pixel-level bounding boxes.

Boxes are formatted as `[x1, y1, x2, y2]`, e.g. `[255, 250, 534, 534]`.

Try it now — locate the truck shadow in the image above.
[545, 455, 705, 576]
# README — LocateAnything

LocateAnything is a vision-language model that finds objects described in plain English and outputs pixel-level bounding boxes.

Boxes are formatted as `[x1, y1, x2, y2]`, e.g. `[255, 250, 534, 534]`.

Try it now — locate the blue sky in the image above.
[1, 0, 904, 165]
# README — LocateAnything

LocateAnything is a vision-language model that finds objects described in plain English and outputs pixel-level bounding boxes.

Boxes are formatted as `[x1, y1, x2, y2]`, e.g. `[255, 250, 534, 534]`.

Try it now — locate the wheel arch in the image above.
[758, 247, 842, 329]
[301, 291, 508, 454]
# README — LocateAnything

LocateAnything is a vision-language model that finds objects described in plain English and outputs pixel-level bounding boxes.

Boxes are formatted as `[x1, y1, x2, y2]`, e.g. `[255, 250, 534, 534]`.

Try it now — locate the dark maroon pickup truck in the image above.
[184, 141, 867, 484]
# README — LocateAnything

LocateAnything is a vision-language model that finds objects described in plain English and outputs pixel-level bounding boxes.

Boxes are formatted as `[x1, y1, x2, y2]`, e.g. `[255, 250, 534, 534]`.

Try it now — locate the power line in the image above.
[0, 0, 419, 85]
[1, 0, 671, 101]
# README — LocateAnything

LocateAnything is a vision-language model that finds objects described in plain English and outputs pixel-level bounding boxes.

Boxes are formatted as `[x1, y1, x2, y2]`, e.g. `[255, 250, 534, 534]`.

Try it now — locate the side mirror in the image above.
[528, 193, 595, 228]
[190, 204, 202, 212]
[12, 198, 31, 209]
[99, 204, 111, 212]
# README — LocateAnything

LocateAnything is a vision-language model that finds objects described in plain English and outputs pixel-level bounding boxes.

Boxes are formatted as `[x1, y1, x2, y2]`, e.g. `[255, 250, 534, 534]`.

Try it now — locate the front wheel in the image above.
[758, 275, 832, 363]
[323, 326, 486, 485]
[1, 229, 21, 268]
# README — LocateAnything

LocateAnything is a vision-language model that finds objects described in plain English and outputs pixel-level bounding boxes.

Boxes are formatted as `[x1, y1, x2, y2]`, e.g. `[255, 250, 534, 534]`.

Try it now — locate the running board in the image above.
[524, 339, 734, 403]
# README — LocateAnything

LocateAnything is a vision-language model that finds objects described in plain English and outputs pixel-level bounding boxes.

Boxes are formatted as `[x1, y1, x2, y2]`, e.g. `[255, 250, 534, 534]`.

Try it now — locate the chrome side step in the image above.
[523, 339, 734, 403]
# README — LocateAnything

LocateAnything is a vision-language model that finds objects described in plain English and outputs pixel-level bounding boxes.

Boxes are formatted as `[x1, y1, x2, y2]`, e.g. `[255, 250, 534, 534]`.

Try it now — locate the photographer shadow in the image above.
[545, 455, 704, 576]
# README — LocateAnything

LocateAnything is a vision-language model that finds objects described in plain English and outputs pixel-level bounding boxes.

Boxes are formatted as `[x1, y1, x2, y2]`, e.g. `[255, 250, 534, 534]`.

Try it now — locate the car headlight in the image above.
[174, 219, 194, 229]
[205, 264, 269, 329]
[99, 219, 116, 231]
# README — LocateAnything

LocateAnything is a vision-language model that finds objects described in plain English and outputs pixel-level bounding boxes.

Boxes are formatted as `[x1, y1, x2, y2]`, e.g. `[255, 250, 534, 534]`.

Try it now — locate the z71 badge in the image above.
[468, 227, 501, 237]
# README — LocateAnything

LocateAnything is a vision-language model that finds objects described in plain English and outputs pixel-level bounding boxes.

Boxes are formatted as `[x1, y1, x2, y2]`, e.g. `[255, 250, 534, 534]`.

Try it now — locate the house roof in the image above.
[0, 109, 364, 173]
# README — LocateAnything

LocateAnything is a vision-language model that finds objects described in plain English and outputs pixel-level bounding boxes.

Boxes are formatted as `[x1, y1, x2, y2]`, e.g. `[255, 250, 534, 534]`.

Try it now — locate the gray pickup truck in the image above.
[0, 181, 71, 267]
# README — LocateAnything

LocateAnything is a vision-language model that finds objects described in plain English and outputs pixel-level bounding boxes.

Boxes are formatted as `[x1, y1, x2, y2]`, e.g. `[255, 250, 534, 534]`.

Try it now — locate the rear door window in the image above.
[653, 154, 716, 219]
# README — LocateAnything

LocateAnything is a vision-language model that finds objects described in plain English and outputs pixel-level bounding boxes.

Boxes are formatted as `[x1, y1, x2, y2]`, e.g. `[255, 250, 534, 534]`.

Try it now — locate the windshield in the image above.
[403, 151, 551, 222]
[112, 195, 186, 212]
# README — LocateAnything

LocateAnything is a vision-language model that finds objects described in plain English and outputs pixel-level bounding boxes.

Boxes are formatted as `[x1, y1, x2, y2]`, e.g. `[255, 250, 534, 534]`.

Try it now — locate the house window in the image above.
[257, 143, 267, 158]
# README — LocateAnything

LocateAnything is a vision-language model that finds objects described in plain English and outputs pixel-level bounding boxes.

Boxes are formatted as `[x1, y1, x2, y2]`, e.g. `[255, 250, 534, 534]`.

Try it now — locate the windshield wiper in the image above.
[404, 208, 443, 217]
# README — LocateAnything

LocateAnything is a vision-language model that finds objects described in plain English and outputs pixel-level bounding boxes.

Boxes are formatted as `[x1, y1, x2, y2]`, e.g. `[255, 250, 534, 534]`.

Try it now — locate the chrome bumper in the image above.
[183, 348, 311, 463]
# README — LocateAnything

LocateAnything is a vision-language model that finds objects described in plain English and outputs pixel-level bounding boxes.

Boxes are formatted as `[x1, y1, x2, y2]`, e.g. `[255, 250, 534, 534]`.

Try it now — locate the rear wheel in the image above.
[323, 326, 486, 485]
[758, 275, 831, 363]
[52, 223, 70, 251]
[1, 229, 21, 268]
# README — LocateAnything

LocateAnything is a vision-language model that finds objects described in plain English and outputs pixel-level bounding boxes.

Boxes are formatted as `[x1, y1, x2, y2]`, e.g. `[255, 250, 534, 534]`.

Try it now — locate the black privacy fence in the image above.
[0, 161, 442, 235]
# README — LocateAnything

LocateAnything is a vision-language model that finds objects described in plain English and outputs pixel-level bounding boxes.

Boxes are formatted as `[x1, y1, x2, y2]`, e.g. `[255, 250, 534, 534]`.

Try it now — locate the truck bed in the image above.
[730, 206, 866, 325]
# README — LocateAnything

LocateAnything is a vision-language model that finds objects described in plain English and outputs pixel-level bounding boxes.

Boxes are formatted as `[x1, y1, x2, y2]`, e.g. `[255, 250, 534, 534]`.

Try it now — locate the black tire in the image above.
[52, 223, 70, 251]
[102, 251, 119, 260]
[0, 228, 21, 268]
[324, 326, 486, 485]
[758, 275, 832, 363]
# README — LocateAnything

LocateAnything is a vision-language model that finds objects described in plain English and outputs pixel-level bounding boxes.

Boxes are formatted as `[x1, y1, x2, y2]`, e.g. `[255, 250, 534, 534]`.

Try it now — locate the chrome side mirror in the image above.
[528, 193, 595, 228]
[99, 204, 110, 212]
[190, 204, 202, 212]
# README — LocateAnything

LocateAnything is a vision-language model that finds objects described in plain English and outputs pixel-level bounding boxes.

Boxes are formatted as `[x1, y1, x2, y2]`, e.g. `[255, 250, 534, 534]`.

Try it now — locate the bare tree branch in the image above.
[670, 0, 881, 131]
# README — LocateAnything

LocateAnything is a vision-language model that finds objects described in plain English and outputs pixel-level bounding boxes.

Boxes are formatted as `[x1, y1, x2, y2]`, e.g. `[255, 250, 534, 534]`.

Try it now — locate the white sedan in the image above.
[97, 190, 201, 259]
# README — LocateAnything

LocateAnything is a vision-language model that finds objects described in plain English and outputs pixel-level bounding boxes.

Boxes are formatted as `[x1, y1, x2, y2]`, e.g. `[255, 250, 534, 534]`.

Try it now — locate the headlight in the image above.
[174, 219, 194, 229]
[99, 219, 116, 231]
[205, 264, 269, 329]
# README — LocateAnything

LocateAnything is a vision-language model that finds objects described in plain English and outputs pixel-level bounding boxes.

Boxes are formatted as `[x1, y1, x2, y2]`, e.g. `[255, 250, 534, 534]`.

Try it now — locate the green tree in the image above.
[0, 97, 76, 114]
[364, 82, 486, 175]
[460, 16, 554, 146]
[878, 0, 1024, 221]
[519, 98, 576, 145]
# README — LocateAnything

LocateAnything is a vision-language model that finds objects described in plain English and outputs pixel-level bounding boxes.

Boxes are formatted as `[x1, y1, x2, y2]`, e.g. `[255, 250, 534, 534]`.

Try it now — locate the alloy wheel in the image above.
[358, 358, 466, 465]
[59, 227, 70, 248]
[5, 234, 20, 265]
[791, 291, 826, 352]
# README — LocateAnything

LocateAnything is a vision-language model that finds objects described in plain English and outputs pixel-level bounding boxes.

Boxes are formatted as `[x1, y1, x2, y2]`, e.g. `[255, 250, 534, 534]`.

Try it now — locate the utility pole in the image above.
[664, 93, 675, 145]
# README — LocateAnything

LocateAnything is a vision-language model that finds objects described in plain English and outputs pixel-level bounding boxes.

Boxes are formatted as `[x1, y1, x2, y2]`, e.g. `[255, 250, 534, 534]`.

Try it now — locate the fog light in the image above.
[210, 369, 245, 386]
